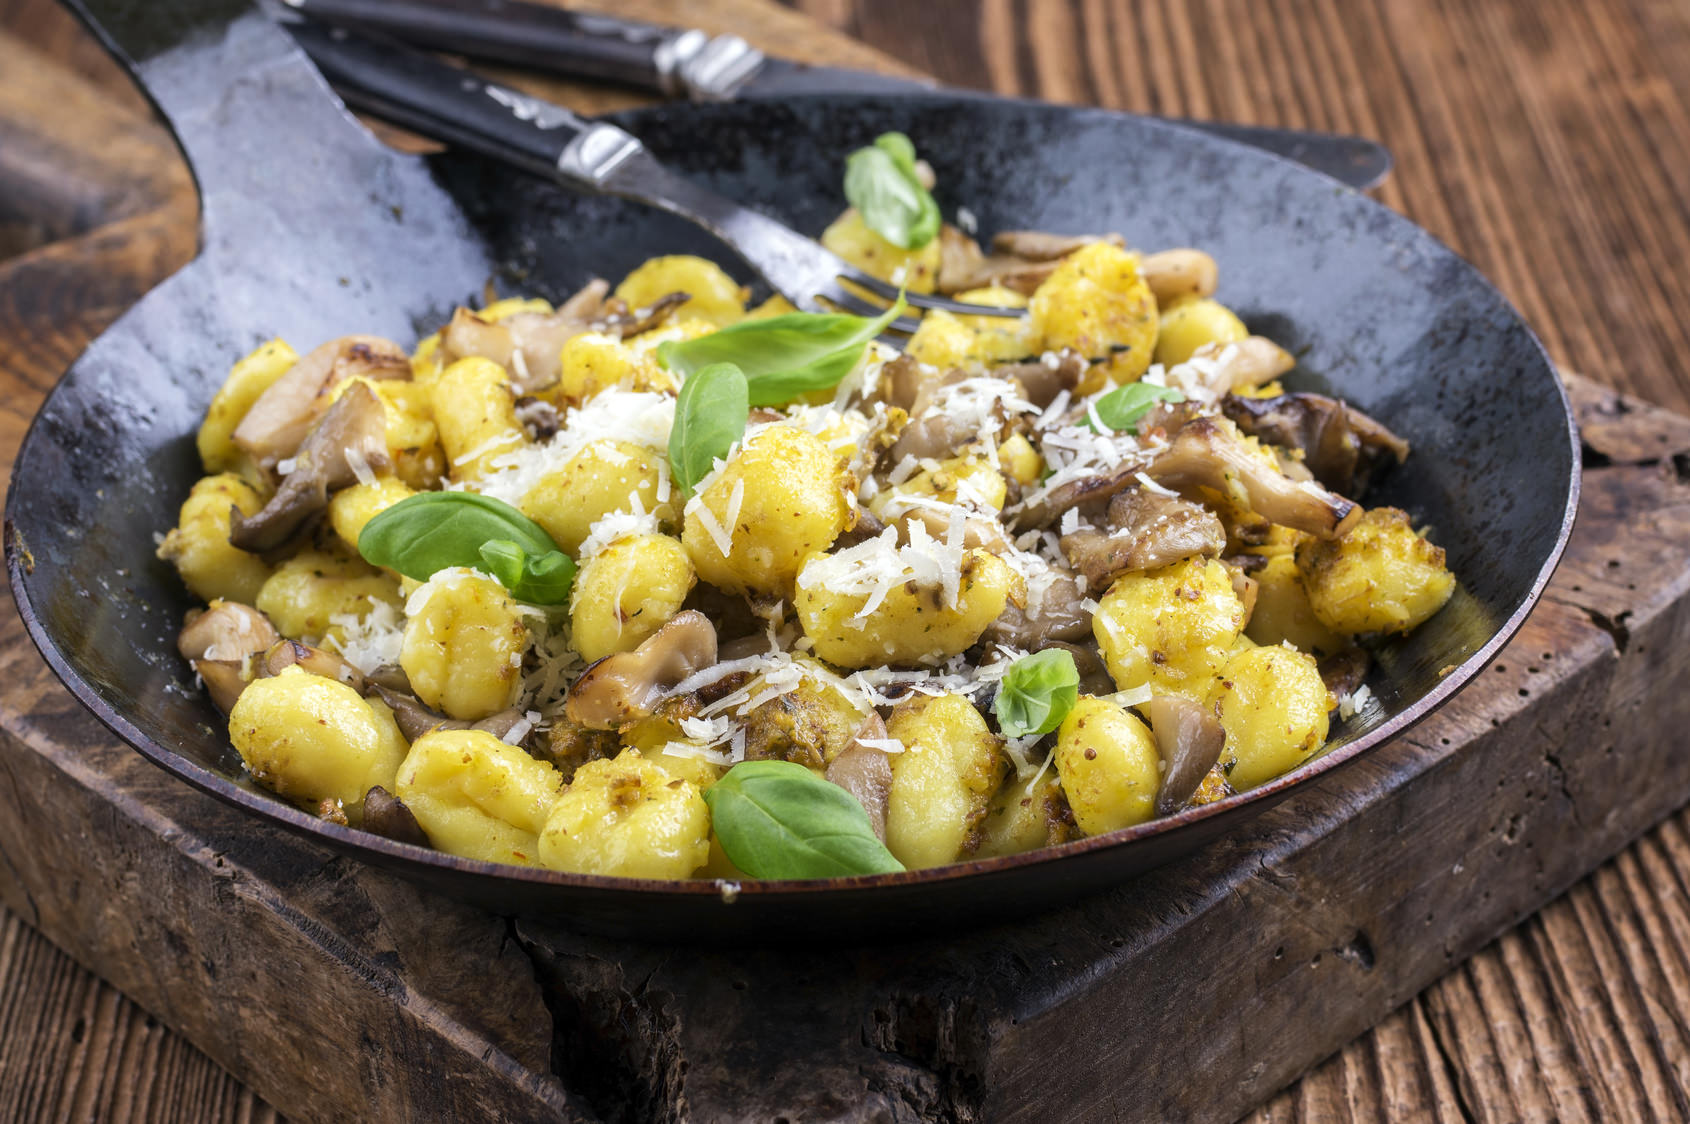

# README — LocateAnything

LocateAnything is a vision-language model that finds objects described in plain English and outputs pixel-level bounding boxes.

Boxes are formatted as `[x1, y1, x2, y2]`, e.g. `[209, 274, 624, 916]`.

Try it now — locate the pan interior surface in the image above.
[6, 11, 1575, 939]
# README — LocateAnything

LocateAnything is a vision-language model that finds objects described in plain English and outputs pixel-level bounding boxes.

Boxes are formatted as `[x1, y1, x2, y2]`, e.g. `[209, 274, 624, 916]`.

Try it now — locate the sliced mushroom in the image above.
[1166, 337, 1296, 400]
[995, 352, 1087, 410]
[362, 664, 412, 694]
[361, 785, 430, 847]
[1052, 641, 1118, 697]
[1010, 457, 1147, 534]
[372, 685, 463, 742]
[834, 507, 888, 549]
[984, 566, 1092, 647]
[565, 610, 719, 730]
[1148, 694, 1227, 816]
[825, 713, 895, 842]
[192, 658, 252, 714]
[598, 290, 691, 338]
[514, 395, 561, 442]
[1225, 564, 1259, 630]
[1144, 417, 1361, 540]
[1319, 647, 1372, 702]
[228, 381, 392, 552]
[1139, 248, 1218, 307]
[1059, 487, 1226, 588]
[898, 507, 1014, 554]
[261, 639, 365, 693]
[932, 225, 1082, 295]
[874, 354, 936, 413]
[232, 335, 408, 467]
[1222, 392, 1410, 497]
[179, 600, 277, 662]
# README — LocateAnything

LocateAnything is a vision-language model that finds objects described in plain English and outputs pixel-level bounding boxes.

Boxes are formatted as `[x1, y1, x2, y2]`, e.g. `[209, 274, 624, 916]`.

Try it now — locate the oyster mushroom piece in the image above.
[1009, 458, 1146, 535]
[564, 611, 719, 730]
[983, 565, 1092, 648]
[178, 600, 278, 662]
[361, 785, 430, 847]
[1147, 694, 1227, 816]
[261, 639, 365, 693]
[825, 712, 896, 841]
[1145, 417, 1362, 540]
[935, 226, 1123, 296]
[231, 334, 408, 467]
[192, 659, 253, 714]
[994, 353, 1087, 410]
[1059, 487, 1226, 588]
[228, 381, 392, 552]
[1222, 392, 1410, 497]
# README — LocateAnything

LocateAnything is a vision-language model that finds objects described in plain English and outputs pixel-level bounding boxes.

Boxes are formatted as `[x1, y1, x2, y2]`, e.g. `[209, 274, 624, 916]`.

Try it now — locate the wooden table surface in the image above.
[4, 0, 1690, 1120]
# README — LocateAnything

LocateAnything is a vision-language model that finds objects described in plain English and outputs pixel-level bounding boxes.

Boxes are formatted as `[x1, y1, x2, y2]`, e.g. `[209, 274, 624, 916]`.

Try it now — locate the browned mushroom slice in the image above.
[361, 785, 430, 847]
[565, 610, 719, 730]
[983, 566, 1092, 648]
[994, 353, 1087, 410]
[1053, 641, 1118, 697]
[514, 395, 561, 442]
[990, 230, 1121, 260]
[1060, 488, 1226, 588]
[1148, 694, 1227, 816]
[897, 507, 1013, 554]
[1319, 647, 1372, 702]
[441, 280, 610, 393]
[178, 599, 278, 662]
[232, 335, 408, 467]
[933, 226, 1065, 296]
[228, 381, 392, 552]
[1174, 336, 1296, 398]
[598, 290, 691, 338]
[1009, 458, 1146, 534]
[1144, 417, 1361, 539]
[260, 639, 365, 693]
[371, 685, 465, 742]
[1222, 392, 1410, 497]
[825, 713, 895, 842]
[192, 658, 252, 713]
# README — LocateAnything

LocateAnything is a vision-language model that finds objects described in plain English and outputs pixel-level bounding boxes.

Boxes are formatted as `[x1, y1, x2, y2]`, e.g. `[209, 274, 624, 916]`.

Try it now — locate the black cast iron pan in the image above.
[5, 0, 1578, 941]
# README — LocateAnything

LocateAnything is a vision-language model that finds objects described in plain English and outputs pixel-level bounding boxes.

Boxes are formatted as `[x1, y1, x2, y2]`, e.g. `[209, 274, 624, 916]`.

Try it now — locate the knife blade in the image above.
[280, 0, 1392, 190]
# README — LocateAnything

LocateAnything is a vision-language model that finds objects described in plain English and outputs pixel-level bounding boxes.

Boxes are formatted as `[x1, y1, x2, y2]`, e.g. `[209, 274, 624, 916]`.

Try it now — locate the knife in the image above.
[278, 0, 1393, 190]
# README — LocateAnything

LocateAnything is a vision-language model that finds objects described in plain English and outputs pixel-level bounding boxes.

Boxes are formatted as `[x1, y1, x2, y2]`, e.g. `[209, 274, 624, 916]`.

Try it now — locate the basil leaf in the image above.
[358, 491, 575, 604]
[704, 760, 906, 880]
[1085, 382, 1185, 433]
[995, 649, 1081, 737]
[669, 361, 749, 497]
[657, 294, 906, 407]
[844, 132, 940, 250]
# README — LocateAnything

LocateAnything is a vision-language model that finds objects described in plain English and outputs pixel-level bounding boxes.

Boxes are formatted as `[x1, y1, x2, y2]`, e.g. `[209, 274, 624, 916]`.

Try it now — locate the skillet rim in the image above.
[3, 89, 1581, 903]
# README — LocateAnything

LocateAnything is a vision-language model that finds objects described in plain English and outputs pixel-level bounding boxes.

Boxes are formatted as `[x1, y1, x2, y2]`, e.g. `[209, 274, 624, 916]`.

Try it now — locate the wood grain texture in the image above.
[1, 0, 1689, 1119]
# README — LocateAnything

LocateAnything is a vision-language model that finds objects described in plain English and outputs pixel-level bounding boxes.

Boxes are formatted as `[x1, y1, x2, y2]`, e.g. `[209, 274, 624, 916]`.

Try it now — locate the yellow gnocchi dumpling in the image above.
[1054, 696, 1160, 835]
[883, 694, 1005, 869]
[821, 208, 940, 293]
[229, 666, 408, 819]
[396, 728, 564, 866]
[400, 570, 529, 720]
[156, 473, 272, 604]
[1030, 241, 1159, 389]
[520, 438, 675, 555]
[615, 255, 747, 326]
[1092, 556, 1245, 698]
[682, 425, 851, 599]
[1208, 644, 1331, 790]
[538, 751, 711, 878]
[431, 357, 523, 481]
[254, 549, 400, 646]
[570, 532, 695, 662]
[1296, 507, 1456, 636]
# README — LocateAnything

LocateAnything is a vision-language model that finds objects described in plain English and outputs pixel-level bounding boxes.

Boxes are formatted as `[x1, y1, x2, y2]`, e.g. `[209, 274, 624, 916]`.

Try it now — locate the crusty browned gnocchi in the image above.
[161, 140, 1455, 880]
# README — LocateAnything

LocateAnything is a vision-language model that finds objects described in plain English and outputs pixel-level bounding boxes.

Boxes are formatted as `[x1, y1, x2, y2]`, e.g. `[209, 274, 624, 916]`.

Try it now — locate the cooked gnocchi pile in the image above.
[160, 135, 1455, 881]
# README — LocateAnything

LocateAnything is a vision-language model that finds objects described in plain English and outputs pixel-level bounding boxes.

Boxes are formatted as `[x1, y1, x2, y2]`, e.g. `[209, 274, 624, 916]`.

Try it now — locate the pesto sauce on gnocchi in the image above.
[161, 190, 1456, 880]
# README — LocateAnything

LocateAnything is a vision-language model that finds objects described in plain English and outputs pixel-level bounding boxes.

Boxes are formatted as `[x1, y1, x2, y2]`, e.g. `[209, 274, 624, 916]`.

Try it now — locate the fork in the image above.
[286, 17, 1020, 335]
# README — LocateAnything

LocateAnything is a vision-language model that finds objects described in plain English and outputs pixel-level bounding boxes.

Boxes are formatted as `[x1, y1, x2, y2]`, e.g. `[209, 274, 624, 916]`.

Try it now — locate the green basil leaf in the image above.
[657, 294, 907, 407]
[844, 132, 940, 250]
[704, 760, 906, 880]
[358, 491, 574, 604]
[995, 649, 1081, 737]
[477, 538, 527, 591]
[1085, 382, 1186, 433]
[669, 361, 749, 497]
[513, 549, 577, 605]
